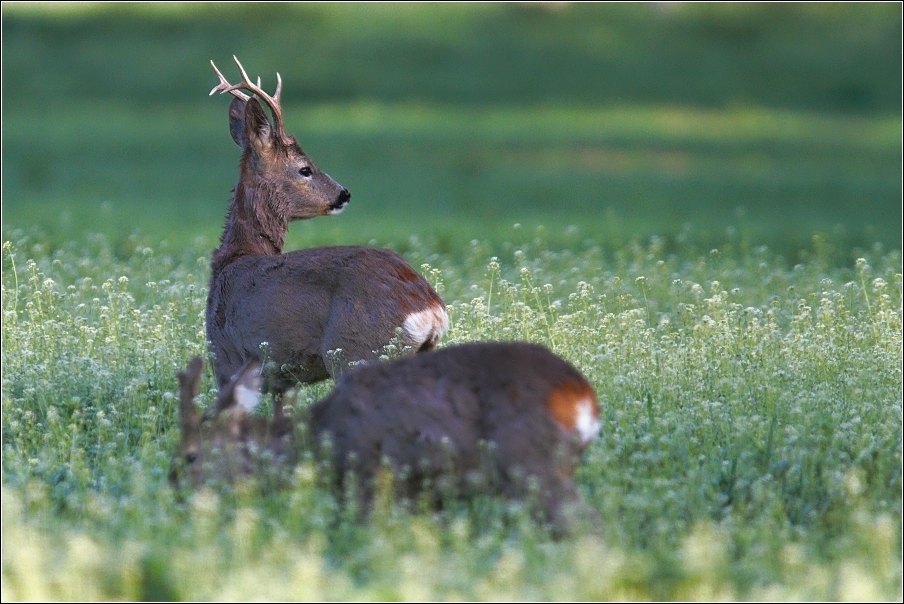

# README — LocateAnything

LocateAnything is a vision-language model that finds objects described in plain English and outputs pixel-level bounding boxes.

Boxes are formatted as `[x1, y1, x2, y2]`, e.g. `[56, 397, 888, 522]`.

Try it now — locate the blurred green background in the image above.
[2, 2, 901, 261]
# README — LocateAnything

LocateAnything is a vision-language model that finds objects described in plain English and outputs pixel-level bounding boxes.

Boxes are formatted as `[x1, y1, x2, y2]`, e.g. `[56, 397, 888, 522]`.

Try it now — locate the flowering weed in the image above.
[2, 232, 900, 599]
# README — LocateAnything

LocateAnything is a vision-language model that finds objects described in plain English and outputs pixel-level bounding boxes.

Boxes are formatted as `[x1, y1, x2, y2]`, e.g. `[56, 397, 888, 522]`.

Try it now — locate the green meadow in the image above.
[2, 3, 901, 600]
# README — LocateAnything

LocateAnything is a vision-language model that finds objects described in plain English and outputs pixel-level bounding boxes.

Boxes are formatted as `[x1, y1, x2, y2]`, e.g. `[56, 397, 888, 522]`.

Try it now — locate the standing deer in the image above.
[169, 342, 603, 536]
[205, 56, 448, 397]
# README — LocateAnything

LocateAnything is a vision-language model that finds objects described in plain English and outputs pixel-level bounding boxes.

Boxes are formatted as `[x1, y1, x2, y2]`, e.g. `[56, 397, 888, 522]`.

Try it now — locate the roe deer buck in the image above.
[205, 56, 448, 397]
[169, 342, 603, 536]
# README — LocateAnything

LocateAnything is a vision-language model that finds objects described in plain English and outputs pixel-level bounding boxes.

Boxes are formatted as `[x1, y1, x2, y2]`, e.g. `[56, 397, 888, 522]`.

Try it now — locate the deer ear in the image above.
[243, 97, 274, 152]
[232, 360, 264, 412]
[178, 356, 204, 399]
[177, 357, 204, 432]
[228, 97, 248, 148]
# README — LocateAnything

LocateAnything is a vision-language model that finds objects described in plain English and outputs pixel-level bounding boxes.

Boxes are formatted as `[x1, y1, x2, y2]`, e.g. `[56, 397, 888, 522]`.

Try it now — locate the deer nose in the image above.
[328, 188, 350, 214]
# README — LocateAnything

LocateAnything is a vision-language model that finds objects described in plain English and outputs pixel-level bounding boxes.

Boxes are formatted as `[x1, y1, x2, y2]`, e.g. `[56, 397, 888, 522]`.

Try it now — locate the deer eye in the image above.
[299, 167, 313, 177]
[185, 453, 198, 464]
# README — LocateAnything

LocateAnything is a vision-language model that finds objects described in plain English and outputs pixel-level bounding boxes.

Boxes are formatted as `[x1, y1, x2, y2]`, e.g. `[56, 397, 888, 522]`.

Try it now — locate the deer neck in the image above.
[211, 177, 289, 275]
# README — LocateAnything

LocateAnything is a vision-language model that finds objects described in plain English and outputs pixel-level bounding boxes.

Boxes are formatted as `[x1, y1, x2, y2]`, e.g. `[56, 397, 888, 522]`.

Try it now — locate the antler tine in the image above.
[230, 55, 287, 141]
[209, 60, 250, 102]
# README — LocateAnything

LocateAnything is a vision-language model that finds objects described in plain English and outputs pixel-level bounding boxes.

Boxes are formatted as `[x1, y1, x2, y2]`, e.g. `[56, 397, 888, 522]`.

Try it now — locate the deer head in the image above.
[210, 56, 350, 232]
[168, 356, 295, 492]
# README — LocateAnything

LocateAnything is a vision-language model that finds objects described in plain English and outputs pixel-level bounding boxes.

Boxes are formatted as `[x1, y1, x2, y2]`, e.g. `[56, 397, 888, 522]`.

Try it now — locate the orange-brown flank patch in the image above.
[545, 376, 599, 432]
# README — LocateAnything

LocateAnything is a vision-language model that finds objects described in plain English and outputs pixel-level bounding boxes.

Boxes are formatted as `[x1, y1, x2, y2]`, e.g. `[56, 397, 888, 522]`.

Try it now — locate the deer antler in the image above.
[210, 60, 249, 101]
[209, 56, 286, 142]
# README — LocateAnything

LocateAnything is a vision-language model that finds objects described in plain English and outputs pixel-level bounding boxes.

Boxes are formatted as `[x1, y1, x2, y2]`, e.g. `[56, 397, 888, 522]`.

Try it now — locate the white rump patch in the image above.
[403, 304, 450, 346]
[574, 398, 601, 445]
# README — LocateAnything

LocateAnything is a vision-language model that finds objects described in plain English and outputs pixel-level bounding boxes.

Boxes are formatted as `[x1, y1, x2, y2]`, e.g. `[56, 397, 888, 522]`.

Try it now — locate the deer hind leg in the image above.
[319, 302, 448, 377]
[320, 334, 382, 379]
[495, 465, 600, 538]
[538, 475, 604, 539]
[318, 310, 376, 378]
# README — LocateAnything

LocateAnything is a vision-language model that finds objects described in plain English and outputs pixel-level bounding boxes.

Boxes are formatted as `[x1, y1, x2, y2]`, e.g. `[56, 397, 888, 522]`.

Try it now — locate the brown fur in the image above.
[310, 342, 602, 535]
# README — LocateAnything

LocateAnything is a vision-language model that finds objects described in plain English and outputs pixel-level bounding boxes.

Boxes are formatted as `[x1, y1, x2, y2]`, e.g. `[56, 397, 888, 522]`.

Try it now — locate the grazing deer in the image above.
[169, 342, 603, 536]
[310, 341, 603, 535]
[205, 56, 448, 397]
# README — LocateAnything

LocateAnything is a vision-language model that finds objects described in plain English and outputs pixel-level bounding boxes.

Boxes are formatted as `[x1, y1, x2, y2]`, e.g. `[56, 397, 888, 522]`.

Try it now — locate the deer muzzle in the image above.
[328, 188, 351, 215]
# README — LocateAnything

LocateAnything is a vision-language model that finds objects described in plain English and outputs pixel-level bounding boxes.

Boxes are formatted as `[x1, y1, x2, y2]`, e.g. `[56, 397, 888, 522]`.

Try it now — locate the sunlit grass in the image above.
[2, 231, 900, 600]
